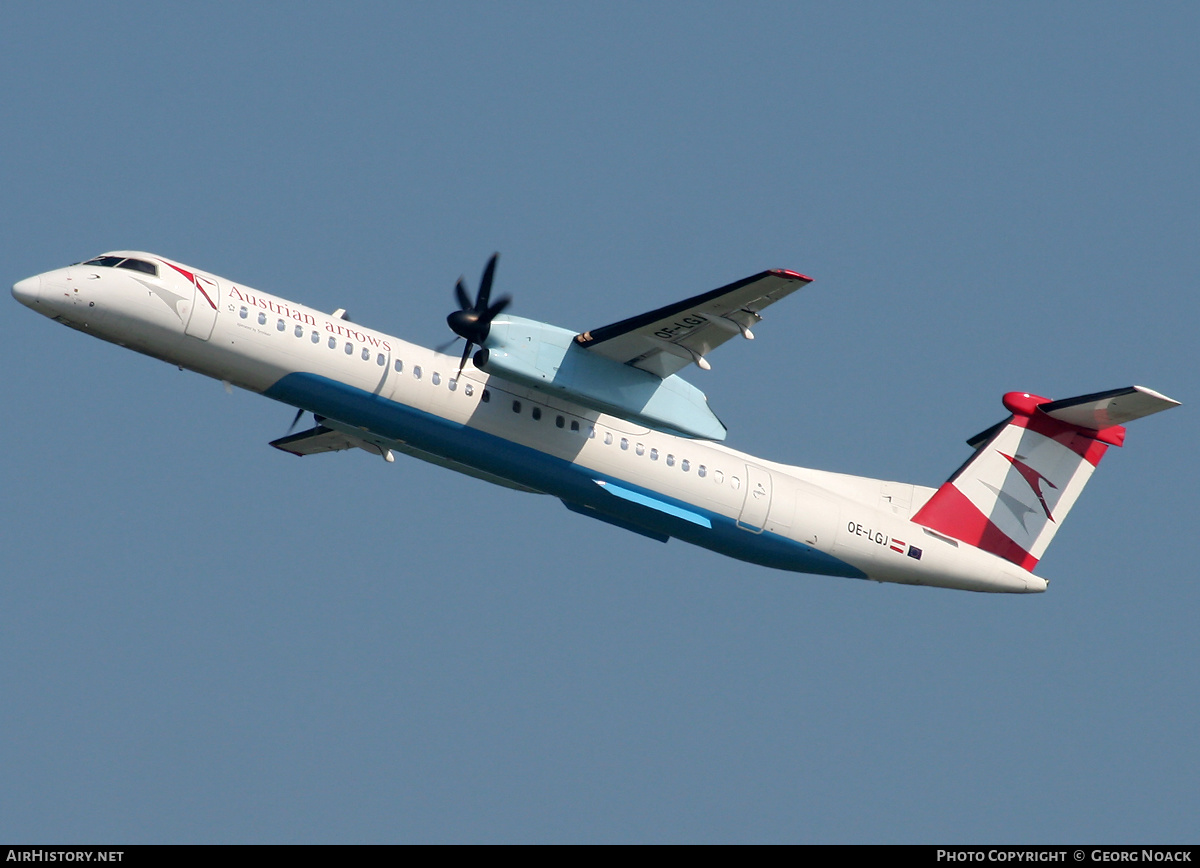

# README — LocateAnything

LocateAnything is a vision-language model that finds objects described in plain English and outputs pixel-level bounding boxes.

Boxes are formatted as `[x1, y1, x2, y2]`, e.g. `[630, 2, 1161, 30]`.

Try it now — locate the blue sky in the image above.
[2, 2, 1196, 843]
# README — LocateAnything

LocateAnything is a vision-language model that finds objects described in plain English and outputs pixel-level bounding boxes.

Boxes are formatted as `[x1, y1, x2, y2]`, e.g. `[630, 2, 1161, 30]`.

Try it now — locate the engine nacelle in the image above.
[479, 315, 726, 440]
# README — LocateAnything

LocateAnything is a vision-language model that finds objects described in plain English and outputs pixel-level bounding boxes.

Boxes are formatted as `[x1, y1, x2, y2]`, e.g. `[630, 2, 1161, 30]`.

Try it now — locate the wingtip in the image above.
[1132, 385, 1182, 408]
[771, 269, 812, 282]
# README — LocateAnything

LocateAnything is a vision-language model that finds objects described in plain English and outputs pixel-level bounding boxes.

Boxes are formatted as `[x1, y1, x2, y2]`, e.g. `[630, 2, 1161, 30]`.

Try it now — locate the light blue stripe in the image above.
[595, 480, 712, 528]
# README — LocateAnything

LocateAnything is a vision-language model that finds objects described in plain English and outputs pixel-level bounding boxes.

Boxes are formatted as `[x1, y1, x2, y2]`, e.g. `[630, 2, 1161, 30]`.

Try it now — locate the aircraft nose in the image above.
[12, 274, 41, 308]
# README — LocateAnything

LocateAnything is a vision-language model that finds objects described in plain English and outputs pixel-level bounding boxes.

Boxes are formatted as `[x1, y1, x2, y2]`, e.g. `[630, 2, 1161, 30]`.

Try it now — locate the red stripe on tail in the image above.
[913, 485, 1039, 571]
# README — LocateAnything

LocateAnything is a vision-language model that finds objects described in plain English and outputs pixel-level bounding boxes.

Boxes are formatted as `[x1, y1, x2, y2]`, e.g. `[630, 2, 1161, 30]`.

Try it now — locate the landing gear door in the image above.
[185, 274, 220, 340]
[737, 464, 773, 533]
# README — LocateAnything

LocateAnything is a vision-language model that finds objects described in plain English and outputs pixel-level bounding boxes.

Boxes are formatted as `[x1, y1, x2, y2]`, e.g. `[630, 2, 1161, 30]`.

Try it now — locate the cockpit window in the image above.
[116, 258, 157, 276]
[81, 256, 159, 277]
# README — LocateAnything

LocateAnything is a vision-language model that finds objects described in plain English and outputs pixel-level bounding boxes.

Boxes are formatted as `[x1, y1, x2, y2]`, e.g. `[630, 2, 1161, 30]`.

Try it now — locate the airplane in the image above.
[12, 251, 1180, 593]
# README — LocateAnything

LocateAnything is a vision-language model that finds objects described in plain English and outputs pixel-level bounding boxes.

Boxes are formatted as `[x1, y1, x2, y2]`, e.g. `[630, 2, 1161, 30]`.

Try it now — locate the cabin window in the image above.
[697, 465, 707, 478]
[239, 306, 247, 319]
[277, 319, 286, 332]
[666, 454, 675, 467]
[531, 407, 541, 421]
[311, 331, 320, 343]
[394, 359, 403, 373]
[481, 389, 490, 402]
[448, 378, 457, 391]
[620, 438, 628, 450]
[604, 432, 613, 445]
[556, 415, 565, 429]
[570, 420, 579, 432]
[328, 336, 337, 349]
[650, 448, 658, 461]
[635, 443, 645, 456]
[432, 372, 441, 385]
[345, 342, 354, 355]
[512, 400, 521, 413]
[294, 324, 303, 337]
[681, 459, 690, 472]
[730, 476, 741, 490]
[258, 312, 267, 325]
[361, 347, 370, 360]
[714, 470, 724, 484]
[377, 354, 385, 366]
[588, 426, 595, 439]
[413, 365, 422, 380]
[464, 383, 474, 397]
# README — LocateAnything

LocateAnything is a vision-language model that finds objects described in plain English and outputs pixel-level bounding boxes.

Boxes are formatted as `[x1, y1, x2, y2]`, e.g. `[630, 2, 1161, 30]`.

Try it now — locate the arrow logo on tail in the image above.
[998, 452, 1058, 522]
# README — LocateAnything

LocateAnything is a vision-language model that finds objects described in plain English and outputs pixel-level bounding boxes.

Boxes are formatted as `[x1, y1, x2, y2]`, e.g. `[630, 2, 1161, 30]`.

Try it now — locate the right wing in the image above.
[573, 269, 811, 378]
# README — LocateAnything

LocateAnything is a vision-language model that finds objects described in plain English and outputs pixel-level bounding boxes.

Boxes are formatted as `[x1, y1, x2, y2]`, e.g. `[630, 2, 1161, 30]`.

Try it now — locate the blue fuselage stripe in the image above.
[264, 372, 866, 579]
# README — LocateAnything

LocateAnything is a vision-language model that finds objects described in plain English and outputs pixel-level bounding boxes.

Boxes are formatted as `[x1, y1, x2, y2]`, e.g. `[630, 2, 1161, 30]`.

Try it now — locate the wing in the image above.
[269, 424, 375, 456]
[270, 423, 543, 491]
[573, 269, 811, 377]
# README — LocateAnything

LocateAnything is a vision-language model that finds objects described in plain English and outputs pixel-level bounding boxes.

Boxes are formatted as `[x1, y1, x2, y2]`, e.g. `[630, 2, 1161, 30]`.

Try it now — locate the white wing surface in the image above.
[573, 269, 812, 377]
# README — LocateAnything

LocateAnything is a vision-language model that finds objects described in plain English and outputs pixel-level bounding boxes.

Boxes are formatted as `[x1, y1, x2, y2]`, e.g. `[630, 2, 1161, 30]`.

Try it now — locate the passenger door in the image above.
[736, 464, 773, 533]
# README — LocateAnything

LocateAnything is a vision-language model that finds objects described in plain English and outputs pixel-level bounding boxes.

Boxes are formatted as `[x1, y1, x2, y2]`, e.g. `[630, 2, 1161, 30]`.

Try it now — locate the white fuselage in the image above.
[12, 252, 1047, 593]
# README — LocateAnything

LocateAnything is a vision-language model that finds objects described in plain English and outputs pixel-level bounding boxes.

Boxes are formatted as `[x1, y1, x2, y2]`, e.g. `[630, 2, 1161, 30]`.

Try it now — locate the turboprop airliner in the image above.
[12, 251, 1180, 593]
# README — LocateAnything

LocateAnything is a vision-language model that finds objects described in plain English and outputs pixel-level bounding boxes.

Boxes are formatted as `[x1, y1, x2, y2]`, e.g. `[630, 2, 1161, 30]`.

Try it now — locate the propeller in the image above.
[284, 408, 324, 434]
[445, 253, 510, 377]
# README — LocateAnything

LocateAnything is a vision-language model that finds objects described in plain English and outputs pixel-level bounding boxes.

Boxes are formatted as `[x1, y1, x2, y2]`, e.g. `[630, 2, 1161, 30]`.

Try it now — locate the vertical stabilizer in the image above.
[912, 386, 1179, 570]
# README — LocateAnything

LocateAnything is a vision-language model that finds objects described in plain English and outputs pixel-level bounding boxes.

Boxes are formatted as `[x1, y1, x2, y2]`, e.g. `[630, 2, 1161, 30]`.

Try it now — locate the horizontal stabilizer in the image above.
[1040, 385, 1180, 430]
[966, 418, 1009, 449]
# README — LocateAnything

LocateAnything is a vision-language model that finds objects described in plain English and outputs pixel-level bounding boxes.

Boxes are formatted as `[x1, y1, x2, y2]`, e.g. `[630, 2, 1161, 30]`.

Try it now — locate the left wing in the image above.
[270, 424, 389, 458]
[573, 269, 811, 377]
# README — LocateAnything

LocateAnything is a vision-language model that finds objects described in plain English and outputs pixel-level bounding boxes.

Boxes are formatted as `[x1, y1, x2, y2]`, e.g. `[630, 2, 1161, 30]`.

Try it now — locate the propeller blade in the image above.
[435, 336, 462, 353]
[454, 278, 472, 312]
[287, 407, 305, 433]
[476, 253, 499, 308]
[485, 296, 511, 319]
[457, 340, 474, 379]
